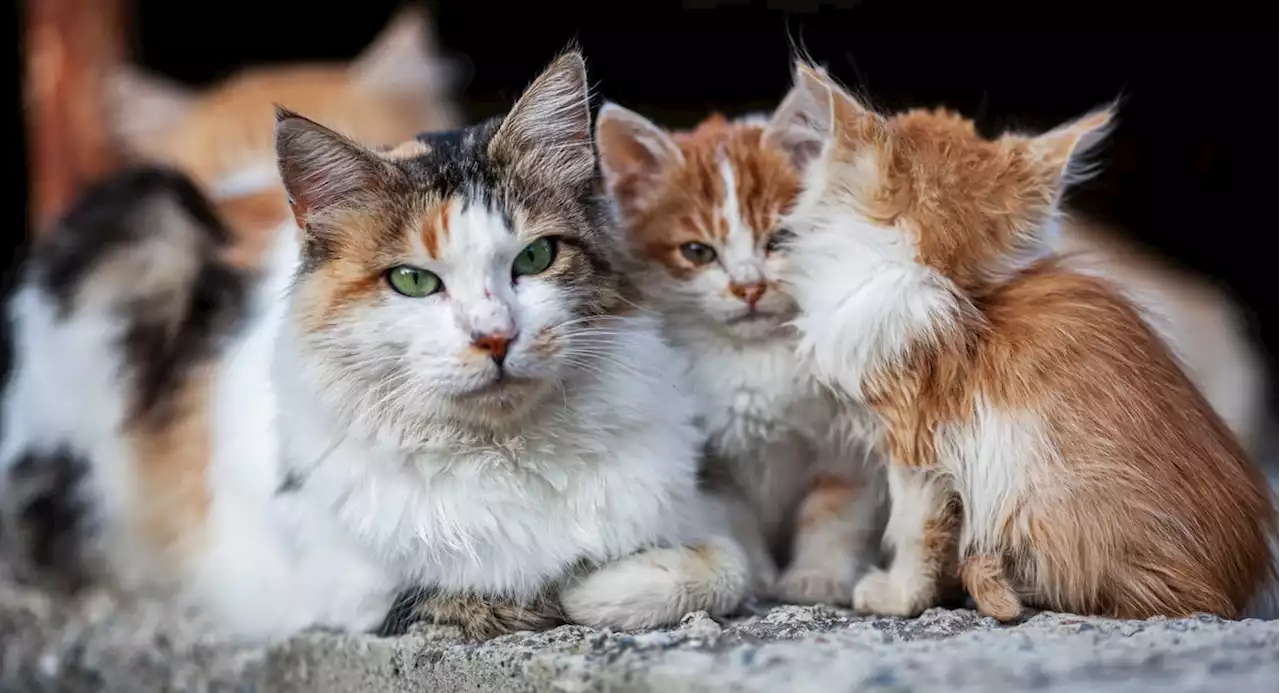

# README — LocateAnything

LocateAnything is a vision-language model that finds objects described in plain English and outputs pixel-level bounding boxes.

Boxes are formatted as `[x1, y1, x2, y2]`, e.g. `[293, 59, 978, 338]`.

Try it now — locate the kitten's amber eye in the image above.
[679, 242, 717, 265]
[386, 266, 443, 298]
[765, 227, 794, 254]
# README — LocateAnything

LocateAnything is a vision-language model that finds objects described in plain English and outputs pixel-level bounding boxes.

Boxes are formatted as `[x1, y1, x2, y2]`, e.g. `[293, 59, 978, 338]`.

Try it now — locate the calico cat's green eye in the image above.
[679, 242, 717, 265]
[513, 237, 559, 277]
[386, 266, 442, 297]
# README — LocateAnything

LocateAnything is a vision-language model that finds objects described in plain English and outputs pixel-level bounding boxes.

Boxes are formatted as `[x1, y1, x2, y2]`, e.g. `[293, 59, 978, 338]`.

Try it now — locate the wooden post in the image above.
[23, 0, 129, 234]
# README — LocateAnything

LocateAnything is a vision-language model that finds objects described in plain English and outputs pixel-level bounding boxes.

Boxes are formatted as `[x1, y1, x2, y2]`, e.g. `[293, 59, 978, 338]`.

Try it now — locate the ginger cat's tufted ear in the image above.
[1025, 105, 1117, 191]
[767, 61, 885, 172]
[765, 62, 834, 171]
[595, 102, 682, 220]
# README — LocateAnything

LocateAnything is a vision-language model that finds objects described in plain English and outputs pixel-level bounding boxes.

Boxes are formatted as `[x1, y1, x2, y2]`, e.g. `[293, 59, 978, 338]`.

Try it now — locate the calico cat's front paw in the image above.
[852, 568, 933, 617]
[561, 540, 750, 630]
[377, 587, 563, 641]
[772, 565, 853, 606]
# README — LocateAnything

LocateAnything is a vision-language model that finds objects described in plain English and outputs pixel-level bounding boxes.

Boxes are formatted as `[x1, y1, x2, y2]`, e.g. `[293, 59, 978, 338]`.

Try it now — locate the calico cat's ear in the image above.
[275, 108, 395, 229]
[105, 65, 196, 157]
[595, 103, 682, 218]
[352, 4, 455, 96]
[490, 51, 595, 188]
[1021, 105, 1116, 191]
[766, 62, 881, 170]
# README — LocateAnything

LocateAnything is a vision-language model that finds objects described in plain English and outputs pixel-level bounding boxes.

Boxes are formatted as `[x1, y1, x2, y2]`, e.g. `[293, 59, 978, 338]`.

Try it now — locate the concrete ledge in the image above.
[1, 581, 1275, 692]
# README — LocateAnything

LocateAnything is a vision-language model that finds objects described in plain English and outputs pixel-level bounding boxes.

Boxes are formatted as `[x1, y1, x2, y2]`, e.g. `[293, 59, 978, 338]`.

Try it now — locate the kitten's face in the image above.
[772, 65, 1114, 294]
[277, 53, 628, 432]
[596, 111, 801, 340]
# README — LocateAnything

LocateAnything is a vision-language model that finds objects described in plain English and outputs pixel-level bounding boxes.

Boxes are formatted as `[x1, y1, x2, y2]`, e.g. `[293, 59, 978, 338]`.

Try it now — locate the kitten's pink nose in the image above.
[471, 330, 517, 366]
[730, 281, 767, 308]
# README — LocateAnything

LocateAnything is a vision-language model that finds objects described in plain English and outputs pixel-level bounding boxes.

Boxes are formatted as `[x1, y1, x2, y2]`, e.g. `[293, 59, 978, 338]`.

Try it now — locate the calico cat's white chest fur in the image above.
[272, 321, 707, 600]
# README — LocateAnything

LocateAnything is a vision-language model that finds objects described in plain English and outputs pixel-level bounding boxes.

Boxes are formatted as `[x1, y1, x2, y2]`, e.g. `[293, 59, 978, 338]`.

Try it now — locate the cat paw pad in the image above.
[852, 569, 930, 617]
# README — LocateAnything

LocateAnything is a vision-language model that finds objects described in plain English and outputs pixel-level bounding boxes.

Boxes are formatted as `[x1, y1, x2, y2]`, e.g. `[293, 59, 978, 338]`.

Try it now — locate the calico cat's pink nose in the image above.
[730, 282, 767, 308]
[471, 331, 516, 365]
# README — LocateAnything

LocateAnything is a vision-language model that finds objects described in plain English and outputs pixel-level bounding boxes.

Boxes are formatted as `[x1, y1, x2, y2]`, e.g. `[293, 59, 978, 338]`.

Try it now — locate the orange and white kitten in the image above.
[104, 5, 459, 269]
[772, 63, 1277, 621]
[595, 106, 883, 605]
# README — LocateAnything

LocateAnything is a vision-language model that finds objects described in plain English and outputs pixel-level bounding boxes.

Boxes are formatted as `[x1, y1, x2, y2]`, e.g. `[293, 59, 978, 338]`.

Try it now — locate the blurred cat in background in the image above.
[104, 5, 460, 270]
[595, 105, 885, 606]
[1050, 217, 1273, 471]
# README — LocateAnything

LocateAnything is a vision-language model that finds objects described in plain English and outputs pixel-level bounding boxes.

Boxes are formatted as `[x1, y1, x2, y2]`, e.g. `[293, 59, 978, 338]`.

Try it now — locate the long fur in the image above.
[774, 63, 1277, 621]
[594, 104, 885, 606]
[0, 53, 749, 641]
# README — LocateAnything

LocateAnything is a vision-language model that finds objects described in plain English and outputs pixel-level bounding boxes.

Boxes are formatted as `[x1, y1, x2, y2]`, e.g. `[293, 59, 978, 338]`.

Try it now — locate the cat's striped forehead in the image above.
[669, 115, 800, 243]
[288, 115, 631, 330]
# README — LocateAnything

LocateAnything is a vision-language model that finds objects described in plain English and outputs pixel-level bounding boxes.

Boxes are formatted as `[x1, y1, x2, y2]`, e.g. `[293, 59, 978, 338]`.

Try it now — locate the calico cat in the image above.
[104, 5, 459, 271]
[0, 52, 749, 640]
[595, 105, 884, 605]
[770, 62, 1277, 621]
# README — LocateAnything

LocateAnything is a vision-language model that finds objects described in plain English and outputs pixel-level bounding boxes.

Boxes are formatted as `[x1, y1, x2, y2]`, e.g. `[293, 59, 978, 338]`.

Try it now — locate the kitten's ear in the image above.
[765, 64, 834, 170]
[595, 103, 681, 216]
[105, 65, 196, 156]
[352, 4, 455, 96]
[1025, 105, 1116, 190]
[275, 108, 394, 228]
[767, 61, 882, 169]
[490, 51, 595, 187]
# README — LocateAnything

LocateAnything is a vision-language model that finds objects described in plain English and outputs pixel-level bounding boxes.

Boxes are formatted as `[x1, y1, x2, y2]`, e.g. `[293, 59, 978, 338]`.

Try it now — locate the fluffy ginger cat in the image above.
[0, 52, 749, 640]
[594, 105, 883, 605]
[770, 62, 1277, 621]
[105, 5, 460, 271]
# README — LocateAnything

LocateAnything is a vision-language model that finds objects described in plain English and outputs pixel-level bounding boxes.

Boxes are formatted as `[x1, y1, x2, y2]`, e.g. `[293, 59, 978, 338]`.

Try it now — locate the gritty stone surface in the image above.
[0, 582, 1275, 693]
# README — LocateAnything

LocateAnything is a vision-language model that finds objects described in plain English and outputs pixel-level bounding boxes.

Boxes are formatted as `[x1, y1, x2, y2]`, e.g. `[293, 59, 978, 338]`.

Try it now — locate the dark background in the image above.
[3, 1, 1275, 391]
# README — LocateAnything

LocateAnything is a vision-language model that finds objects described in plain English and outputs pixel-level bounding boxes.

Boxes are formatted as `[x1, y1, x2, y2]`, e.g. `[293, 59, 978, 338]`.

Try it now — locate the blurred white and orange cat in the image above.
[104, 5, 460, 270]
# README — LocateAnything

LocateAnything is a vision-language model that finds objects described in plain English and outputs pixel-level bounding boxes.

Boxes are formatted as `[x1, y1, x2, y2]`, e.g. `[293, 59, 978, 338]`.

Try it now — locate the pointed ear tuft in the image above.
[105, 65, 196, 157]
[1029, 103, 1117, 189]
[352, 4, 456, 96]
[490, 51, 595, 187]
[595, 102, 681, 219]
[275, 109, 392, 228]
[765, 62, 836, 171]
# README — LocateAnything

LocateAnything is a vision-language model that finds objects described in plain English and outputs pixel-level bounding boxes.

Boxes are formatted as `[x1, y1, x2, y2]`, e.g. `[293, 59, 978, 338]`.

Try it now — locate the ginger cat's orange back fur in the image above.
[105, 6, 460, 268]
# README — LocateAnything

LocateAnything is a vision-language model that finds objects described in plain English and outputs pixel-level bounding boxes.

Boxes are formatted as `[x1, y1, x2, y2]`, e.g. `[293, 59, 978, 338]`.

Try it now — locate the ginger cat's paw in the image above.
[852, 569, 932, 617]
